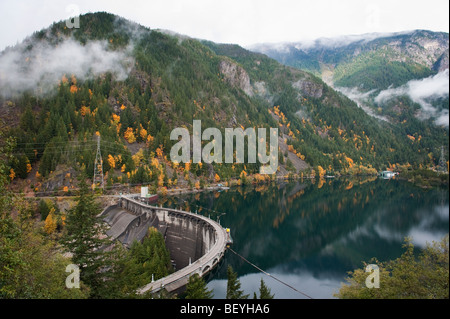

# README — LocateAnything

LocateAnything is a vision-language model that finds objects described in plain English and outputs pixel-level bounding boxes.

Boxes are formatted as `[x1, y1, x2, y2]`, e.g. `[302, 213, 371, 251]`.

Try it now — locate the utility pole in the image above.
[93, 135, 104, 190]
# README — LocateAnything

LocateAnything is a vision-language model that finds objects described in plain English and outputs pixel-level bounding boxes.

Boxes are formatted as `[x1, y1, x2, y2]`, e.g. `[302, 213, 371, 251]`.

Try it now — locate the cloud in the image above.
[0, 37, 133, 97]
[334, 86, 390, 122]
[294, 31, 416, 51]
[375, 69, 449, 126]
[248, 31, 419, 54]
[434, 109, 449, 127]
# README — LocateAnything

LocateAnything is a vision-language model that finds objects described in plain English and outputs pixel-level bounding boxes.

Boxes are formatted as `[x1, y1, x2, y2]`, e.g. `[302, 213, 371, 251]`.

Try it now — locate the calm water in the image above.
[160, 177, 449, 299]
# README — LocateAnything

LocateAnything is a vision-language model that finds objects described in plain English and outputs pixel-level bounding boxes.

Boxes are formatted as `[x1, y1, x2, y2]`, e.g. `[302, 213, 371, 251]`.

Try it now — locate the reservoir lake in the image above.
[160, 177, 449, 299]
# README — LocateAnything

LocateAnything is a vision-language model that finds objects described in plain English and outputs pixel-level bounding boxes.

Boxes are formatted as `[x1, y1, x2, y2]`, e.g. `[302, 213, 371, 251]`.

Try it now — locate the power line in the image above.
[163, 189, 314, 299]
[228, 247, 314, 299]
[12, 140, 134, 155]
[11, 144, 119, 156]
[10, 138, 136, 162]
[3, 181, 153, 197]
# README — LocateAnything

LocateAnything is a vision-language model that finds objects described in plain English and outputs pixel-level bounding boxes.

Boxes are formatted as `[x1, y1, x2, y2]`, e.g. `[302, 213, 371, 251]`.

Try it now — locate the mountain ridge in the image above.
[1, 12, 448, 194]
[250, 29, 449, 89]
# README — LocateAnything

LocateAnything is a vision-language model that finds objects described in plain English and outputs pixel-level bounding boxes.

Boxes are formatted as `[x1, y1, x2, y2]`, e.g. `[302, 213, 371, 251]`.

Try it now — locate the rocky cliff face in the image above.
[251, 30, 449, 80]
[434, 50, 449, 72]
[219, 59, 253, 97]
[382, 30, 449, 69]
[219, 58, 325, 102]
[292, 77, 323, 99]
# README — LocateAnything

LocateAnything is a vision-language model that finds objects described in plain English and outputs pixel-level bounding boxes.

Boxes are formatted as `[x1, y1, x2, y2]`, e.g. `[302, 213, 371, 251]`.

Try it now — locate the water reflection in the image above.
[160, 178, 449, 298]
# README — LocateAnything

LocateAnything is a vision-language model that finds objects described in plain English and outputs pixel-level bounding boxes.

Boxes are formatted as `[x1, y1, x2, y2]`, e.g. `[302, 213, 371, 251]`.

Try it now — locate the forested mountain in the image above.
[251, 30, 449, 90]
[251, 30, 449, 165]
[0, 12, 448, 194]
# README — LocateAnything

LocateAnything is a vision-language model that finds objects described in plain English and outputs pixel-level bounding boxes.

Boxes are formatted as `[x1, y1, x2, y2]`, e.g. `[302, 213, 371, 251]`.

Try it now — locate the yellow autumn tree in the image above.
[317, 165, 326, 177]
[158, 172, 165, 187]
[9, 168, 15, 181]
[345, 156, 354, 168]
[61, 214, 66, 227]
[70, 85, 78, 93]
[107, 154, 116, 169]
[44, 208, 57, 234]
[132, 149, 144, 167]
[156, 145, 164, 158]
[80, 106, 90, 117]
[139, 124, 148, 141]
[124, 127, 136, 143]
[111, 113, 120, 125]
[150, 158, 159, 171]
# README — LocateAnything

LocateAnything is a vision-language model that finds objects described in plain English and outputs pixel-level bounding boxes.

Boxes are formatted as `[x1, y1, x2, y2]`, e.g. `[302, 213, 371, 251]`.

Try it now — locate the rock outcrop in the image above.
[219, 59, 253, 97]
[292, 77, 323, 99]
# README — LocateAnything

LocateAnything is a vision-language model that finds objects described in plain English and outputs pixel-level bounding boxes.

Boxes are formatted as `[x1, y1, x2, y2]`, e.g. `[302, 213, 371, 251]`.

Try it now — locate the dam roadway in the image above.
[100, 195, 232, 295]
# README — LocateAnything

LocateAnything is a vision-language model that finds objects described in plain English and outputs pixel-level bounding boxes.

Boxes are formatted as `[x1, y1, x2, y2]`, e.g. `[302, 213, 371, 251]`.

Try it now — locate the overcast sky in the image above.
[0, 0, 449, 51]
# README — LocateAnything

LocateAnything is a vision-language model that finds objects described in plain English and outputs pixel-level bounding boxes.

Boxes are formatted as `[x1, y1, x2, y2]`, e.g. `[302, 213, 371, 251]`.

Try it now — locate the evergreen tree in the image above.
[1, 143, 89, 298]
[62, 174, 109, 297]
[105, 227, 173, 297]
[0, 138, 19, 298]
[226, 265, 249, 299]
[185, 273, 214, 299]
[258, 278, 274, 299]
[20, 104, 35, 132]
[38, 199, 51, 221]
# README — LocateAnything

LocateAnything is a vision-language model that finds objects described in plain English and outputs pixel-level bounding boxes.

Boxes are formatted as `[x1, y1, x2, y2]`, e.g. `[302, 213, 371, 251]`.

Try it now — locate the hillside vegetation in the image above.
[1, 13, 448, 195]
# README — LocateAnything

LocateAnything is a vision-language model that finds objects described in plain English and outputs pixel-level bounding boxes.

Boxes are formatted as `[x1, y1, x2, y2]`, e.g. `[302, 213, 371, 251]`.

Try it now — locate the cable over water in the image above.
[228, 247, 314, 299]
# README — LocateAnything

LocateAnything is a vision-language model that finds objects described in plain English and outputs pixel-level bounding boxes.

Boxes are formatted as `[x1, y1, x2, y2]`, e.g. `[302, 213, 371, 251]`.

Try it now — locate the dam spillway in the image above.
[100, 195, 232, 294]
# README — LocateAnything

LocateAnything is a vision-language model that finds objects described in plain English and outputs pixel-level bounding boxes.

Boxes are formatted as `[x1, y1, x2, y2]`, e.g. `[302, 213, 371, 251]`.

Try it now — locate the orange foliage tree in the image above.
[44, 208, 57, 234]
[124, 127, 136, 143]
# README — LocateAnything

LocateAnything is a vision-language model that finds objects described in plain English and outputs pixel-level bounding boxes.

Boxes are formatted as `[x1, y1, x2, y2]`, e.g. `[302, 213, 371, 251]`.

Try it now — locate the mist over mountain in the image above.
[0, 38, 133, 98]
[0, 12, 448, 193]
[251, 30, 449, 129]
[375, 69, 449, 125]
[250, 30, 448, 75]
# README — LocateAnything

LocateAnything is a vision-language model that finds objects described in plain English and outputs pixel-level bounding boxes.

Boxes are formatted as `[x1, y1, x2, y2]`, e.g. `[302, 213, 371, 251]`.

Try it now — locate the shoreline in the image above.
[16, 169, 449, 201]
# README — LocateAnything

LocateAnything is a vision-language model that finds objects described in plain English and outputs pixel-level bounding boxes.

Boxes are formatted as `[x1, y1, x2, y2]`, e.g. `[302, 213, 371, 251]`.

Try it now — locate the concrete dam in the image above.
[100, 195, 232, 294]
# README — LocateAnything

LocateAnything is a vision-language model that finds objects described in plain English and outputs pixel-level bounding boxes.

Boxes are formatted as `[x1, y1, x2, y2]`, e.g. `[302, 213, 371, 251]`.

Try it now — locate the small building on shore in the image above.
[380, 171, 398, 179]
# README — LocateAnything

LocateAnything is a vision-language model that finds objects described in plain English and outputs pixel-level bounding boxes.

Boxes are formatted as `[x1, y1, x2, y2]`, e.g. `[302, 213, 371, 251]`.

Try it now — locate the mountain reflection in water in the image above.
[160, 177, 449, 298]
